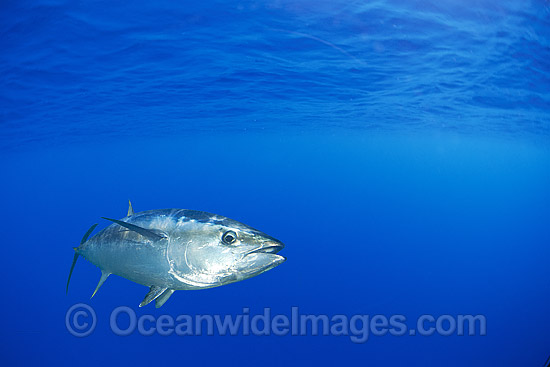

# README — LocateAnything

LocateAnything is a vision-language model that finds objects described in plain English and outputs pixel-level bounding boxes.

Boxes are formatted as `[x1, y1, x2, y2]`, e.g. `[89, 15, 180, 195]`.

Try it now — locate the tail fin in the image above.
[66, 223, 98, 294]
[66, 251, 79, 293]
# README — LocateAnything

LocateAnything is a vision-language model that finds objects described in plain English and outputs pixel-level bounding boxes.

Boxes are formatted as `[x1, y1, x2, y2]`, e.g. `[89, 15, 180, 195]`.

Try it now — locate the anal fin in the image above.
[155, 289, 175, 308]
[91, 271, 110, 299]
[139, 286, 167, 307]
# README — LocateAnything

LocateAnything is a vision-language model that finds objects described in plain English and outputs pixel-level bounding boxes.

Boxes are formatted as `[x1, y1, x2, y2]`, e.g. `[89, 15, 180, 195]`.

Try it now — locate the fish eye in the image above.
[222, 230, 237, 245]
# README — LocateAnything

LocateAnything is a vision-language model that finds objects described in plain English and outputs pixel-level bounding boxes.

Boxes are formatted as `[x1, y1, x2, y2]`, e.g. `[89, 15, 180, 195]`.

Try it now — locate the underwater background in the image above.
[1, 0, 549, 366]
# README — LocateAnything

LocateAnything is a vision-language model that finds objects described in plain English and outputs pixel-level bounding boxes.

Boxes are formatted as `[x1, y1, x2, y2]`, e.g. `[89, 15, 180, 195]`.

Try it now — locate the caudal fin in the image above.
[66, 251, 79, 294]
[66, 223, 98, 294]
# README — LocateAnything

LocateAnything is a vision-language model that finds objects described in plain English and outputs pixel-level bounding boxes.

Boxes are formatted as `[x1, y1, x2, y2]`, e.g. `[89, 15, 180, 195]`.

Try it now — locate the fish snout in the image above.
[247, 239, 285, 255]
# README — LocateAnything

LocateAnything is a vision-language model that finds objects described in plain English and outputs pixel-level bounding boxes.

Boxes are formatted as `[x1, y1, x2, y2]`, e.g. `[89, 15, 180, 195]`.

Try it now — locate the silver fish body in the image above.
[68, 205, 285, 307]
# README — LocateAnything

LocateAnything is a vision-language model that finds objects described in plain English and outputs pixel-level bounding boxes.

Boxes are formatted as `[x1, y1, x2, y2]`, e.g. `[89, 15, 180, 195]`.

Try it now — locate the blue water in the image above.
[1, 0, 549, 366]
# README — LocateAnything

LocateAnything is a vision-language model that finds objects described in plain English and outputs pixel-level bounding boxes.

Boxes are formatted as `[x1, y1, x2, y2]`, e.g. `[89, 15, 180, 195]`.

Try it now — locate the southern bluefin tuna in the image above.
[66, 201, 286, 307]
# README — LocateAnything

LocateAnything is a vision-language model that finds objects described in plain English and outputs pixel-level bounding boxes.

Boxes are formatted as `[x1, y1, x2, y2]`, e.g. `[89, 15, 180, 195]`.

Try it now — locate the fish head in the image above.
[167, 217, 285, 287]
[224, 227, 286, 280]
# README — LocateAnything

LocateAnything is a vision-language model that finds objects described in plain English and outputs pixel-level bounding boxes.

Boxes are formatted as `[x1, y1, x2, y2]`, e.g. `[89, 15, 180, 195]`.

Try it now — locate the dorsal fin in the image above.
[127, 200, 134, 216]
[101, 217, 165, 241]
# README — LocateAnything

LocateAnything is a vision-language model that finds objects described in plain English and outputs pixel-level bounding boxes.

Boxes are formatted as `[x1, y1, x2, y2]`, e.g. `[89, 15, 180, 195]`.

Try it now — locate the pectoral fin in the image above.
[155, 289, 175, 308]
[139, 286, 167, 307]
[101, 217, 165, 241]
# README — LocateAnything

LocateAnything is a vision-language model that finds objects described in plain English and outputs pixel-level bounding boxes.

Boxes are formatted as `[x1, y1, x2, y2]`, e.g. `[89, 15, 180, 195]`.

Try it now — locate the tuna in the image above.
[66, 201, 286, 307]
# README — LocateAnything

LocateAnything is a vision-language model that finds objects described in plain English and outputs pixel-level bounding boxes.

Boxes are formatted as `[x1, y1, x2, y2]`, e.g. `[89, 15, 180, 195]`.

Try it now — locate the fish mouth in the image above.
[247, 241, 285, 256]
[236, 240, 286, 278]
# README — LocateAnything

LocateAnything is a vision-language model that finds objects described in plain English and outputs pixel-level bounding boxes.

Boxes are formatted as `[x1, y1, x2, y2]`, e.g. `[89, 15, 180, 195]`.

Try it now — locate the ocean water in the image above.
[1, 0, 549, 366]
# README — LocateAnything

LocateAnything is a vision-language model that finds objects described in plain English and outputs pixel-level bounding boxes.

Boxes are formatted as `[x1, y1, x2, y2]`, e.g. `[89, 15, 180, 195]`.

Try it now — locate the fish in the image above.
[66, 201, 286, 308]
